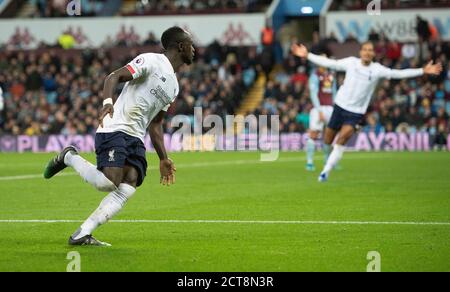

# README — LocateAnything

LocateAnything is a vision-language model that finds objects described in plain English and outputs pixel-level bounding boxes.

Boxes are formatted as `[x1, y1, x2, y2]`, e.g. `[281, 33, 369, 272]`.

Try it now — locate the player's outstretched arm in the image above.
[291, 43, 348, 71]
[99, 66, 134, 127]
[386, 61, 443, 79]
[149, 111, 176, 186]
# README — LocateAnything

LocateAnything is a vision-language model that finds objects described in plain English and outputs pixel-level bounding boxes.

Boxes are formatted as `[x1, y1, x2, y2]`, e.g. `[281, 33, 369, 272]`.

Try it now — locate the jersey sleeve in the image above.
[307, 54, 354, 72]
[336, 57, 355, 71]
[126, 53, 156, 79]
[377, 64, 424, 80]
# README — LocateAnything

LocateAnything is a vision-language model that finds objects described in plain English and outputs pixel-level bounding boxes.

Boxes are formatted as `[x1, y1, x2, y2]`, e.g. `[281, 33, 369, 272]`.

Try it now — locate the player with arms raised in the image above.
[44, 27, 195, 246]
[292, 41, 442, 182]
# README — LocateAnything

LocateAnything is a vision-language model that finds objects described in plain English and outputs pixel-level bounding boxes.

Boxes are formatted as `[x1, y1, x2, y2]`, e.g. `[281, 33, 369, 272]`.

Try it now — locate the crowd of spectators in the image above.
[1, 34, 449, 149]
[1, 20, 449, 149]
[254, 33, 449, 148]
[0, 40, 260, 136]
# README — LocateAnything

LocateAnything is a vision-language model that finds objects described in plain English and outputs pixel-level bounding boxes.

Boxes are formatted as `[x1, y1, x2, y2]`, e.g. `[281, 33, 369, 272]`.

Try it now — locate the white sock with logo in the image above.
[72, 183, 136, 239]
[64, 152, 117, 192]
[322, 144, 345, 176]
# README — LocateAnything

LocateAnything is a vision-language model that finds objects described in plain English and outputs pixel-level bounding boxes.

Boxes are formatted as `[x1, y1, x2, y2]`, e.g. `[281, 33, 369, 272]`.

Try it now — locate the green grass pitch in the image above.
[0, 151, 449, 272]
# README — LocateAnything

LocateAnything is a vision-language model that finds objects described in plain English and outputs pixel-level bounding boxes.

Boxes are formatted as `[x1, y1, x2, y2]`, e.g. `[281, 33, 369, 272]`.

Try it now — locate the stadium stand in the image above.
[0, 41, 261, 135]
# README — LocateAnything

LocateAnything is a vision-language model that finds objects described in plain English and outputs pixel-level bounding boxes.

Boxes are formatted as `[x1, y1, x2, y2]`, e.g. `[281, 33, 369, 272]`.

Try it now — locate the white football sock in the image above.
[64, 152, 117, 192]
[322, 144, 345, 176]
[306, 138, 315, 165]
[73, 183, 136, 239]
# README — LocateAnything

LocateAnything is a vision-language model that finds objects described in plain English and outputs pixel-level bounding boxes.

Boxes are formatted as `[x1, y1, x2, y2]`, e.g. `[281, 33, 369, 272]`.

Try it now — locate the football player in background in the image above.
[292, 41, 442, 182]
[305, 56, 336, 171]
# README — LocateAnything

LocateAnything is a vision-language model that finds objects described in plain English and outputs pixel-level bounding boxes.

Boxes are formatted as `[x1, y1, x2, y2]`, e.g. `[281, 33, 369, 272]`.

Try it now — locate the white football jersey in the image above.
[97, 53, 179, 142]
[307, 54, 423, 114]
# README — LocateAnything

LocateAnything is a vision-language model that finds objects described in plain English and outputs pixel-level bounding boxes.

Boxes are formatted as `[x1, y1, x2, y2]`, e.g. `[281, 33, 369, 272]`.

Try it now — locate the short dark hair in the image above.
[161, 26, 189, 50]
[361, 41, 374, 49]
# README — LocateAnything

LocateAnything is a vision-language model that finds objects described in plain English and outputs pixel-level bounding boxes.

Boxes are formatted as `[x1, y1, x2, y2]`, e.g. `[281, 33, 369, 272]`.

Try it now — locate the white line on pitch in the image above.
[0, 219, 449, 226]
